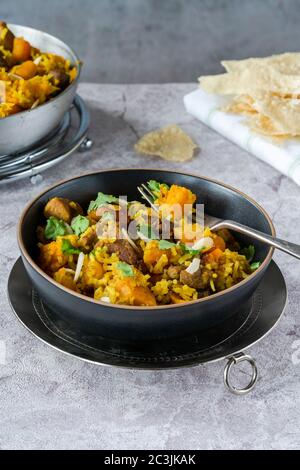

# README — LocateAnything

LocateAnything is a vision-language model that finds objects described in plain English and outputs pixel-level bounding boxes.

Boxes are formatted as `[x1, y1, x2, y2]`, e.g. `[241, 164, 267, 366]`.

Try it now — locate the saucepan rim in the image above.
[0, 23, 81, 124]
[18, 168, 275, 311]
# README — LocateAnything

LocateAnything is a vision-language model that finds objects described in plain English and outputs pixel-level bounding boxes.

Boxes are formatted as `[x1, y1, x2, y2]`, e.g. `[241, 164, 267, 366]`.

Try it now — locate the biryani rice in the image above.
[36, 181, 260, 306]
[0, 22, 77, 118]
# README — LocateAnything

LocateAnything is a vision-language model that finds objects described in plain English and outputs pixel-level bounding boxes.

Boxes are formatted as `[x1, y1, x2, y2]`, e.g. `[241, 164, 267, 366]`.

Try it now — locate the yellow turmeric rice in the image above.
[36, 180, 261, 307]
[0, 21, 77, 118]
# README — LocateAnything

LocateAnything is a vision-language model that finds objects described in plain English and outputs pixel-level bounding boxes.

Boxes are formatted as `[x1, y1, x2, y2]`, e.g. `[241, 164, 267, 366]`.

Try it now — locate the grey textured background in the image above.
[1, 0, 300, 451]
[0, 83, 300, 449]
[2, 0, 300, 83]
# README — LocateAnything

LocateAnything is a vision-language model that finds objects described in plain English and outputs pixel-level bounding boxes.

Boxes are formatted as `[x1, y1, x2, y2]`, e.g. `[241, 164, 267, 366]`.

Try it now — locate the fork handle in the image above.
[214, 220, 300, 260]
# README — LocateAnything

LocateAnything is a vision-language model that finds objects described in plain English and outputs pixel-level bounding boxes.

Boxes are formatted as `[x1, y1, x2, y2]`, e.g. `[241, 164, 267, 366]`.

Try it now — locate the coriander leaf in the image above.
[240, 244, 255, 262]
[147, 180, 161, 194]
[147, 180, 169, 197]
[186, 248, 202, 255]
[45, 216, 70, 240]
[250, 261, 261, 270]
[138, 224, 158, 240]
[61, 239, 81, 255]
[117, 262, 134, 277]
[88, 192, 119, 213]
[101, 211, 115, 222]
[71, 215, 89, 236]
[158, 240, 176, 250]
[179, 243, 202, 255]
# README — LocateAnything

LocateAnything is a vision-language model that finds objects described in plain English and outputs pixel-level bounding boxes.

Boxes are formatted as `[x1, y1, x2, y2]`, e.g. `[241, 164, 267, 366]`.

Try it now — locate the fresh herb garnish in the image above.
[158, 240, 176, 250]
[88, 192, 119, 213]
[138, 224, 158, 240]
[250, 261, 261, 270]
[45, 216, 71, 240]
[61, 239, 81, 255]
[240, 244, 255, 262]
[185, 248, 202, 255]
[71, 215, 89, 236]
[101, 211, 115, 222]
[117, 262, 134, 277]
[147, 180, 169, 197]
[179, 243, 202, 256]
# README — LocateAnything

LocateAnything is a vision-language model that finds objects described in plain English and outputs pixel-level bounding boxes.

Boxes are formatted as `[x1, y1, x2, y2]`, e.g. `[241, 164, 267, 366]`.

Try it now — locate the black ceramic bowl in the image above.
[18, 169, 275, 340]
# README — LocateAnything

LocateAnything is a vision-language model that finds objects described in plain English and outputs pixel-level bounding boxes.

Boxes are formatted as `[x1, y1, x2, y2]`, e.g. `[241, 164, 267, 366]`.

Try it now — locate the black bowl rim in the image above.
[0, 23, 81, 124]
[18, 168, 275, 311]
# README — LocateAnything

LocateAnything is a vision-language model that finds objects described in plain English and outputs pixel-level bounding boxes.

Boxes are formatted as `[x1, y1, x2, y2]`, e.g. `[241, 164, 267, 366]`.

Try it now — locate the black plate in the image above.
[8, 258, 287, 369]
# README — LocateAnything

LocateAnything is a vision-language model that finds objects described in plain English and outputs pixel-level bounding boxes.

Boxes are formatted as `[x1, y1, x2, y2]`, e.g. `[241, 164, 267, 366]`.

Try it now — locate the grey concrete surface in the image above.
[2, 0, 300, 83]
[0, 83, 300, 449]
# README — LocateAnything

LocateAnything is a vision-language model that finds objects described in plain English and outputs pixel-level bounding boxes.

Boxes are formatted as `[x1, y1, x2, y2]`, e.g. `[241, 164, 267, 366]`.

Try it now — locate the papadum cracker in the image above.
[199, 52, 300, 139]
[221, 53, 300, 75]
[200, 65, 300, 95]
[223, 94, 257, 116]
[134, 125, 198, 162]
[252, 94, 300, 136]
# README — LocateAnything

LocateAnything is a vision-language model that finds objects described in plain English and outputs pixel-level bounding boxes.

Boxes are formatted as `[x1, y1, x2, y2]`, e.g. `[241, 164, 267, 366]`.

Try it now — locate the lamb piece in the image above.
[69, 201, 83, 217]
[107, 240, 140, 266]
[137, 260, 148, 274]
[0, 22, 15, 51]
[36, 225, 47, 244]
[44, 197, 72, 223]
[78, 226, 97, 252]
[87, 210, 101, 225]
[149, 273, 163, 285]
[217, 228, 240, 252]
[198, 290, 210, 299]
[167, 265, 182, 280]
[0, 50, 8, 69]
[180, 268, 203, 289]
[44, 198, 83, 224]
[50, 69, 70, 90]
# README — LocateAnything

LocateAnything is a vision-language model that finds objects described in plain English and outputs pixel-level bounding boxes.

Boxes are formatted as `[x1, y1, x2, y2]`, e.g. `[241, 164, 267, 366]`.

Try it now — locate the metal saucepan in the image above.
[0, 24, 81, 156]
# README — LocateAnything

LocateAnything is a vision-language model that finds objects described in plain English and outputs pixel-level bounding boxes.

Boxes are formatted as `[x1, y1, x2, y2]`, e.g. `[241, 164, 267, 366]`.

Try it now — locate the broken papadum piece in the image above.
[134, 125, 198, 162]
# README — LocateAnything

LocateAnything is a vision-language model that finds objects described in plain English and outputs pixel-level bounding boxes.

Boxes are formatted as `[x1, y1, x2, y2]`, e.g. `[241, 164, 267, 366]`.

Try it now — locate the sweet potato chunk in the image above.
[12, 37, 31, 62]
[158, 184, 196, 208]
[82, 257, 103, 288]
[170, 292, 186, 304]
[133, 286, 157, 306]
[143, 241, 167, 265]
[114, 279, 156, 306]
[203, 248, 223, 264]
[53, 268, 77, 291]
[38, 240, 68, 273]
[11, 61, 37, 79]
[213, 235, 226, 252]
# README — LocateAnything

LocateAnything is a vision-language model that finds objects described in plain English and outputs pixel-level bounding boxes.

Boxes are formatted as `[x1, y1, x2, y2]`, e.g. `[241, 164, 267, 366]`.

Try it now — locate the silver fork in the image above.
[137, 184, 300, 260]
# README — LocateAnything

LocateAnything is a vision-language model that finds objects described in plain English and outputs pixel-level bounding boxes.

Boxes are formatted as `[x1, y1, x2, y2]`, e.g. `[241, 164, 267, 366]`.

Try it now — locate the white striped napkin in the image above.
[184, 88, 300, 187]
